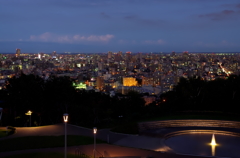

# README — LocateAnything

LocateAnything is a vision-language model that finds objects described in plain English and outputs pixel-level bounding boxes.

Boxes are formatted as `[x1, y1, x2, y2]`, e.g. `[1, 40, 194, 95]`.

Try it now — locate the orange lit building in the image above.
[96, 76, 104, 90]
[123, 77, 137, 86]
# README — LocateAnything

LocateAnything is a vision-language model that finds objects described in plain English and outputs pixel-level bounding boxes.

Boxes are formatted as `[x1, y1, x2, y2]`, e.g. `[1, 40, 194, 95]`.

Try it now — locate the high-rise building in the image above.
[52, 51, 57, 58]
[96, 76, 104, 90]
[126, 51, 132, 61]
[108, 51, 112, 59]
[118, 51, 122, 56]
[16, 49, 21, 57]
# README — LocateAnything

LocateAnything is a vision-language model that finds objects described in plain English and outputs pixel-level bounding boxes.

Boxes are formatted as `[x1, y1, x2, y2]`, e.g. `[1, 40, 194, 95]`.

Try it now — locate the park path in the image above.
[0, 124, 214, 158]
[0, 124, 129, 143]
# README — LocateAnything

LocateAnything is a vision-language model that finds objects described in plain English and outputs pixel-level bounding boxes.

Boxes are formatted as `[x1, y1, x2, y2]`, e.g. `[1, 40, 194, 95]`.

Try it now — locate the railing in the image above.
[95, 150, 104, 158]
[75, 148, 104, 158]
[75, 148, 89, 158]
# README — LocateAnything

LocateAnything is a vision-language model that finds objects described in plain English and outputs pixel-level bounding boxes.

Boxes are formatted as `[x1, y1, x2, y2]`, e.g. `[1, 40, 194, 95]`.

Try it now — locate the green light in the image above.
[73, 82, 86, 89]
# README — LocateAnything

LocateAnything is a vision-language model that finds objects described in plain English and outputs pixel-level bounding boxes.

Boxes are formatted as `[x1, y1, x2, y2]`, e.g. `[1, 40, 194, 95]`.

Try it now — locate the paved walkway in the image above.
[0, 124, 224, 158]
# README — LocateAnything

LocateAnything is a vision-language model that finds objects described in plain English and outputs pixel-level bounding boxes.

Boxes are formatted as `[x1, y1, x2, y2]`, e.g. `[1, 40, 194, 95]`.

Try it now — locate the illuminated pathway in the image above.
[0, 124, 214, 158]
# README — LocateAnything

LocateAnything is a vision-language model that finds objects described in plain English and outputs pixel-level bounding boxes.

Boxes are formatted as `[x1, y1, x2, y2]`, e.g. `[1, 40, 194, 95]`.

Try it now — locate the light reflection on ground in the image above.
[164, 133, 240, 158]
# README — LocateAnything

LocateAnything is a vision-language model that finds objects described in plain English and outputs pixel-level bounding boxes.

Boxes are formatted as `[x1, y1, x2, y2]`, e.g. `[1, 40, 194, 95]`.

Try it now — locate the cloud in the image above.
[29, 32, 114, 43]
[199, 10, 237, 20]
[100, 12, 111, 18]
[143, 39, 166, 45]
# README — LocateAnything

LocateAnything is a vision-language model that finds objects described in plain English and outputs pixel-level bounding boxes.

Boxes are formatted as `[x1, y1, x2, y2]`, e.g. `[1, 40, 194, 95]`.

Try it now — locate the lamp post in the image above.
[93, 127, 97, 158]
[25, 110, 32, 127]
[63, 113, 68, 158]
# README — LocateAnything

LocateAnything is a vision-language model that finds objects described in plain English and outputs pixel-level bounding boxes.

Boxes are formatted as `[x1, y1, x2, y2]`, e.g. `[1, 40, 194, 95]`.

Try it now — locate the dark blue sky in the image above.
[1, 0, 240, 53]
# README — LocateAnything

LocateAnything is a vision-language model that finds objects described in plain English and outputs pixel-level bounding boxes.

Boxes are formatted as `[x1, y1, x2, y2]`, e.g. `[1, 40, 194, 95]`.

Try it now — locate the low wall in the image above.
[138, 119, 240, 132]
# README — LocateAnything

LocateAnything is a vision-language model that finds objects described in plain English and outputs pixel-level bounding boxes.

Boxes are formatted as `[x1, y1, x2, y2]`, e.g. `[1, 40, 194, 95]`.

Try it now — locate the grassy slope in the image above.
[0, 129, 7, 138]
[0, 135, 106, 152]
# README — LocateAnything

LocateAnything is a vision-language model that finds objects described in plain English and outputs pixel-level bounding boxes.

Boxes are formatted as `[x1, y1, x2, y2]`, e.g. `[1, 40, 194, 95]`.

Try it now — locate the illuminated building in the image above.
[123, 77, 137, 86]
[16, 49, 21, 57]
[73, 82, 86, 89]
[98, 62, 103, 70]
[126, 51, 132, 61]
[96, 76, 104, 90]
[142, 76, 154, 86]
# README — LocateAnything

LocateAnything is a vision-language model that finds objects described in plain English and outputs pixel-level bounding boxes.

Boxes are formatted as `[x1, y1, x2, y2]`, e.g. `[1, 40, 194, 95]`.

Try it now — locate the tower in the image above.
[52, 51, 57, 58]
[16, 49, 21, 57]
[108, 51, 112, 59]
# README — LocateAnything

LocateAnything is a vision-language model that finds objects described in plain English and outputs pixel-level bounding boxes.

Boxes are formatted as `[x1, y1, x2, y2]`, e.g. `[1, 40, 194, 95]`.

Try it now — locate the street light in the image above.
[93, 127, 97, 158]
[25, 110, 32, 127]
[63, 113, 68, 158]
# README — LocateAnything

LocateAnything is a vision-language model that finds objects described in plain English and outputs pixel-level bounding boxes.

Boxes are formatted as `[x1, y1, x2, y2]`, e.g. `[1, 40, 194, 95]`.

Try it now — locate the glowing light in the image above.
[93, 127, 97, 134]
[210, 134, 217, 156]
[73, 82, 87, 89]
[25, 110, 32, 115]
[63, 113, 68, 123]
[123, 77, 138, 86]
[210, 134, 217, 146]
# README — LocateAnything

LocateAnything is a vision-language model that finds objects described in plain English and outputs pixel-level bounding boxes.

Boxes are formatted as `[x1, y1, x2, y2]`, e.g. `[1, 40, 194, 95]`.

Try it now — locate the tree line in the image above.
[0, 73, 149, 127]
[1, 73, 240, 127]
[160, 75, 240, 116]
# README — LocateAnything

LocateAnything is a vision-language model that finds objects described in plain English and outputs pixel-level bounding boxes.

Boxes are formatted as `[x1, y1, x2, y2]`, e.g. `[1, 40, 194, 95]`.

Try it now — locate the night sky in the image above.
[1, 0, 240, 53]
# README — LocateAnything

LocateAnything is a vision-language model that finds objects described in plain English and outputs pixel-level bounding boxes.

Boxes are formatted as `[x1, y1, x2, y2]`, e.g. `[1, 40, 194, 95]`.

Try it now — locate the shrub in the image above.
[7, 126, 16, 135]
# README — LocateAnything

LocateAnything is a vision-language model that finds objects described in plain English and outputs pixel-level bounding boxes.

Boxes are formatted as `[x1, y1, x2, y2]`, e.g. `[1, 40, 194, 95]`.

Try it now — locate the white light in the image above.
[63, 113, 68, 122]
[93, 127, 97, 134]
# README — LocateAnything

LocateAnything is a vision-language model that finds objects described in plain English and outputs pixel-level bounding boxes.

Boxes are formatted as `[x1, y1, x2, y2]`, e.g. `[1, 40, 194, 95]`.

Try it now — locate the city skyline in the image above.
[1, 0, 240, 53]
